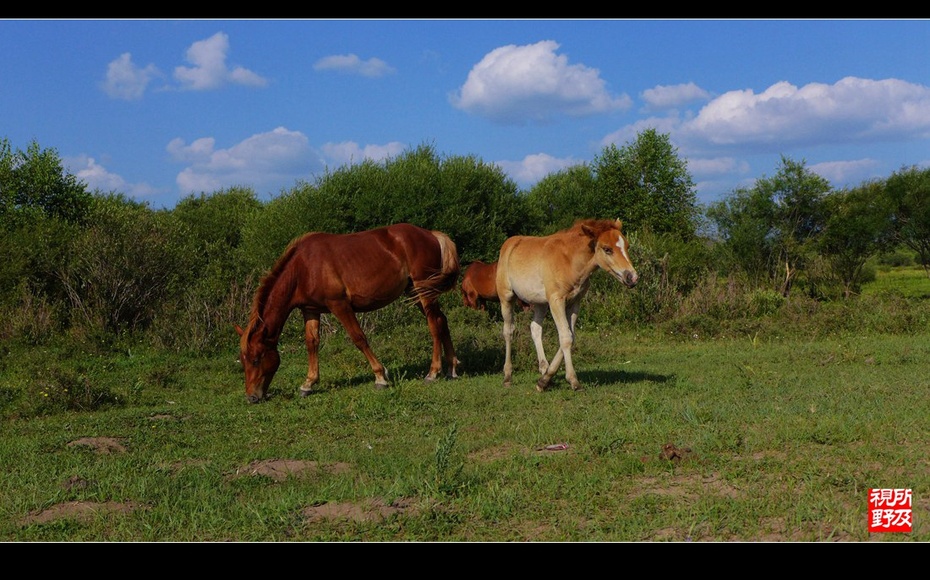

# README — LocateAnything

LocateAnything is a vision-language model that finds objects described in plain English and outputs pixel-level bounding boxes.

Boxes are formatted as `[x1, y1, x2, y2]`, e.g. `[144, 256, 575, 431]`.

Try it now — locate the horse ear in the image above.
[234, 324, 245, 337]
[581, 223, 596, 238]
[614, 218, 623, 230]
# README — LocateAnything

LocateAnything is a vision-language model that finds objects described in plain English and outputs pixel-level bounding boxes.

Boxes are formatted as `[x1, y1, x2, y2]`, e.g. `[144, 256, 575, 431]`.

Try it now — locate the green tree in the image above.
[0, 138, 91, 225]
[524, 164, 597, 235]
[817, 181, 893, 298]
[710, 156, 830, 296]
[171, 187, 263, 282]
[706, 186, 778, 286]
[591, 129, 698, 239]
[238, 144, 527, 268]
[884, 165, 930, 277]
[760, 156, 831, 296]
[0, 138, 92, 320]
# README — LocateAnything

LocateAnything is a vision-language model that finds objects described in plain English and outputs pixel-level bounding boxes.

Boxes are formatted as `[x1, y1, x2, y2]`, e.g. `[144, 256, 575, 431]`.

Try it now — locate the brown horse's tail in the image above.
[430, 230, 460, 294]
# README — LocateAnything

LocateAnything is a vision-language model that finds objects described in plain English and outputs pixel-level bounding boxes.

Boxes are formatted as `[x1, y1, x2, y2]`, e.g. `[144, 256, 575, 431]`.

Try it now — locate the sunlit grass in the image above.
[1, 319, 928, 541]
[863, 265, 930, 299]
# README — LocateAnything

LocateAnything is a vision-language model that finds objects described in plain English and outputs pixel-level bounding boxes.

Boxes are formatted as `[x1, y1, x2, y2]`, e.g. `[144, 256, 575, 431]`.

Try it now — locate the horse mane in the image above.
[570, 218, 620, 235]
[247, 232, 318, 330]
[567, 219, 622, 253]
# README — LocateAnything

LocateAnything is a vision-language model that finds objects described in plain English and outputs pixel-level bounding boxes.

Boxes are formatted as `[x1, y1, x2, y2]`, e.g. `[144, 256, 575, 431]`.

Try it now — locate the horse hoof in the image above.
[374, 382, 389, 390]
[299, 389, 312, 398]
[536, 379, 548, 392]
[571, 384, 584, 392]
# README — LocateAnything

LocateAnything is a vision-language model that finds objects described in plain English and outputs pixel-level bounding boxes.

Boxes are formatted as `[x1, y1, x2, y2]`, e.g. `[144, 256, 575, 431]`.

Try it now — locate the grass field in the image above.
[863, 265, 930, 299]
[2, 307, 928, 541]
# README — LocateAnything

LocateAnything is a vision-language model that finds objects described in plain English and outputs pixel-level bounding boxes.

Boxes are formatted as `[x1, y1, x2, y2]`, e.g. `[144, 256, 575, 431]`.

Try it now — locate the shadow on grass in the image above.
[449, 345, 673, 386]
[577, 368, 671, 385]
[268, 343, 672, 399]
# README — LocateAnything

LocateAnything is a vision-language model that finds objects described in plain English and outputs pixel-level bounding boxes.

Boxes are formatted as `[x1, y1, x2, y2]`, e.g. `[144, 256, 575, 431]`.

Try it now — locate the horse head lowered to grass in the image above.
[461, 260, 531, 313]
[235, 223, 460, 403]
[496, 218, 638, 392]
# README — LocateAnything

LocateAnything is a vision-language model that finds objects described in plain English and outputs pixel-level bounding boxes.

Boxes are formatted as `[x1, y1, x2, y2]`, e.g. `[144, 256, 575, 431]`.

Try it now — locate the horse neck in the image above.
[251, 268, 298, 344]
[562, 231, 600, 284]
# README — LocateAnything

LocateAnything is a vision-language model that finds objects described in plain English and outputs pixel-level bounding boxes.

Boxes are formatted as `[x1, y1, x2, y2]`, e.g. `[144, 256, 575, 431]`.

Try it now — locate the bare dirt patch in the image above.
[229, 459, 352, 482]
[20, 500, 144, 526]
[67, 437, 126, 454]
[302, 497, 419, 523]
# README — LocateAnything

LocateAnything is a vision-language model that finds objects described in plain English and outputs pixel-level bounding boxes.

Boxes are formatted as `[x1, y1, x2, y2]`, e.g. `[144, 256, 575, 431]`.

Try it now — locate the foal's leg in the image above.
[537, 296, 581, 391]
[300, 311, 321, 397]
[501, 296, 516, 388]
[327, 301, 389, 388]
[563, 299, 583, 391]
[530, 303, 550, 374]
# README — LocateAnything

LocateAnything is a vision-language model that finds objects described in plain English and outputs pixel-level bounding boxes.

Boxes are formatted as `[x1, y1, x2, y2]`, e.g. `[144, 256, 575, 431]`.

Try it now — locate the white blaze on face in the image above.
[615, 235, 630, 264]
[612, 233, 638, 286]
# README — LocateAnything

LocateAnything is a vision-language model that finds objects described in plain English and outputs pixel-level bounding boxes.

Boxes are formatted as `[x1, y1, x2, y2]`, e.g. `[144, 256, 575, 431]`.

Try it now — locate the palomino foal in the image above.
[496, 219, 638, 392]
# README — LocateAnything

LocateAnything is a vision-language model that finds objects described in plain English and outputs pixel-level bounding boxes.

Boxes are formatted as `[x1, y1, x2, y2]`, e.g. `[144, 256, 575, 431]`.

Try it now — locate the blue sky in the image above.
[2, 19, 929, 209]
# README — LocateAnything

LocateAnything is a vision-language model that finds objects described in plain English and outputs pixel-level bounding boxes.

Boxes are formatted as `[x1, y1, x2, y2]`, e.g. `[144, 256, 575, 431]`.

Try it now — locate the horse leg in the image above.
[328, 301, 390, 389]
[501, 297, 515, 388]
[300, 311, 321, 397]
[419, 297, 458, 381]
[538, 297, 580, 391]
[564, 300, 583, 391]
[530, 303, 550, 374]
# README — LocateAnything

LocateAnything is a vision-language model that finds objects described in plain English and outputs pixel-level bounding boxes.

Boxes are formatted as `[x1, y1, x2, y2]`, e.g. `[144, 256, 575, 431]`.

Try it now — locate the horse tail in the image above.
[431, 230, 460, 294]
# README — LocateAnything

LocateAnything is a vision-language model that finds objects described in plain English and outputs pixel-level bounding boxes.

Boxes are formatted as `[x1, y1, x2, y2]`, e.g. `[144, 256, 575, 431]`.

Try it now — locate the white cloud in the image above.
[320, 141, 407, 166]
[170, 127, 321, 195]
[166, 136, 217, 162]
[641, 82, 711, 112]
[65, 154, 157, 199]
[685, 156, 750, 177]
[600, 116, 683, 150]
[682, 77, 930, 149]
[450, 40, 632, 124]
[101, 53, 162, 100]
[496, 153, 578, 187]
[596, 76, 930, 200]
[313, 54, 396, 78]
[808, 158, 880, 186]
[174, 32, 267, 91]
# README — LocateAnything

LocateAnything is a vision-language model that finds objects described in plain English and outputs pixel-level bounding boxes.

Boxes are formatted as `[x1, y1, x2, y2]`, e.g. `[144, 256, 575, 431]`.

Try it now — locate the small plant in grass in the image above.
[432, 422, 465, 496]
[27, 366, 123, 416]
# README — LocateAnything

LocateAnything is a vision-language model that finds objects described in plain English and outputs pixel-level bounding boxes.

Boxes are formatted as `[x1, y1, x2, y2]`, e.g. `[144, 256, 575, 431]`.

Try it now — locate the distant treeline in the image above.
[1, 132, 928, 351]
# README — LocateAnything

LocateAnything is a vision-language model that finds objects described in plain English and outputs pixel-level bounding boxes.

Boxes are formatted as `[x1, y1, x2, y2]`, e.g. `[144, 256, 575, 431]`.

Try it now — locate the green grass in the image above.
[1, 313, 929, 541]
[863, 265, 930, 299]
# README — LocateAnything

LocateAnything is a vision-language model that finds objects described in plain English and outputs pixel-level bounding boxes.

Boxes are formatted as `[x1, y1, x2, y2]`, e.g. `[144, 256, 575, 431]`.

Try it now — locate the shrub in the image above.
[57, 194, 189, 339]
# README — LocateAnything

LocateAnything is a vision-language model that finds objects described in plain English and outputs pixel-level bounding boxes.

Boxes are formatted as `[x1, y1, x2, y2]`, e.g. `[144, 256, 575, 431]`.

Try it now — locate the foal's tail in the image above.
[430, 230, 461, 294]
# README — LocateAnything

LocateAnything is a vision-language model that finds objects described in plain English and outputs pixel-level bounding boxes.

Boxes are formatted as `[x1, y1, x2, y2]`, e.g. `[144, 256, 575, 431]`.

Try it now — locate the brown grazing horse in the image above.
[461, 260, 530, 312]
[236, 223, 460, 403]
[461, 260, 500, 310]
[496, 219, 638, 392]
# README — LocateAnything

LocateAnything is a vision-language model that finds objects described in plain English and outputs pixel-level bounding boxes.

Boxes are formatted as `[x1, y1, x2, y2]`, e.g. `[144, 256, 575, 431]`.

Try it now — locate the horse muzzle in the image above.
[612, 269, 638, 288]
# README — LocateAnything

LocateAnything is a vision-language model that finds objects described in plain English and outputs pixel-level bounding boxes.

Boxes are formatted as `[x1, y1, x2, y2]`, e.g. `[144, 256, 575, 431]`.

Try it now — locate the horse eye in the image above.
[603, 246, 613, 255]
